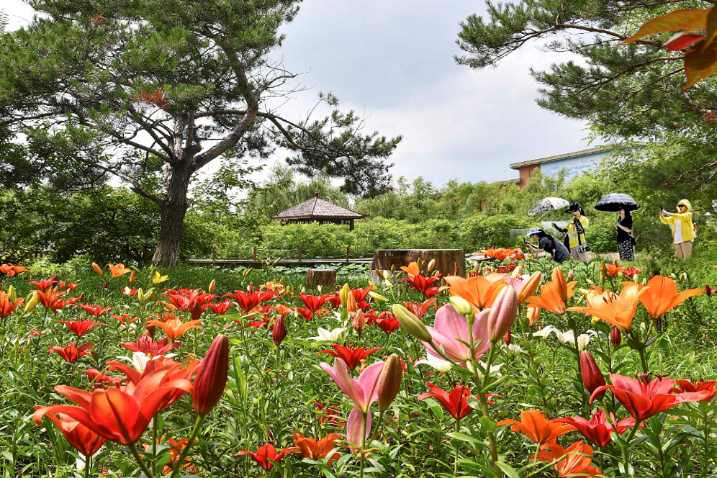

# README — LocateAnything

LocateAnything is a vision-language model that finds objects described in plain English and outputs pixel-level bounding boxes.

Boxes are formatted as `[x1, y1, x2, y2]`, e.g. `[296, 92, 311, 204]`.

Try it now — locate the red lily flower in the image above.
[33, 408, 106, 457]
[323, 293, 342, 308]
[376, 315, 401, 334]
[233, 319, 268, 330]
[36, 288, 65, 309]
[0, 293, 23, 318]
[33, 362, 195, 445]
[66, 294, 84, 306]
[122, 287, 139, 297]
[59, 282, 81, 292]
[424, 286, 442, 298]
[295, 307, 314, 322]
[224, 290, 277, 313]
[674, 379, 717, 402]
[314, 401, 345, 427]
[591, 373, 712, 421]
[622, 267, 643, 279]
[111, 314, 140, 325]
[237, 443, 298, 470]
[418, 382, 474, 419]
[30, 276, 59, 291]
[208, 300, 233, 315]
[351, 285, 373, 303]
[163, 289, 201, 311]
[58, 319, 105, 337]
[79, 304, 112, 317]
[403, 299, 437, 319]
[297, 293, 327, 313]
[85, 369, 125, 388]
[552, 410, 639, 447]
[317, 344, 383, 370]
[48, 343, 94, 362]
[402, 274, 442, 296]
[120, 335, 181, 356]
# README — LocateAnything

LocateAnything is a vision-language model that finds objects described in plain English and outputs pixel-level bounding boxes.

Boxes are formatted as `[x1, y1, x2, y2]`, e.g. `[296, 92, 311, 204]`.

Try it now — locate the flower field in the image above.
[1, 256, 717, 477]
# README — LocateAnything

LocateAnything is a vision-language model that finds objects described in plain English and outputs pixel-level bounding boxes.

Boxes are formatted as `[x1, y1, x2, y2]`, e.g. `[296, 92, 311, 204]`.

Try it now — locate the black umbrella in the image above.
[594, 193, 641, 212]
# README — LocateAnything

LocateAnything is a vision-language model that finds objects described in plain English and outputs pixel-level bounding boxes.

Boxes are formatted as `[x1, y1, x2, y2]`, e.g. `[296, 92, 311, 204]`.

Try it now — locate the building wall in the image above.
[517, 164, 540, 188]
[539, 151, 610, 182]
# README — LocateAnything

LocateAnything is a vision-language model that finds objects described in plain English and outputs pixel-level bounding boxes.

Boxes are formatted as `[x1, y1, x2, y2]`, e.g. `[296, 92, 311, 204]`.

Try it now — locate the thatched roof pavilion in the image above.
[271, 193, 364, 230]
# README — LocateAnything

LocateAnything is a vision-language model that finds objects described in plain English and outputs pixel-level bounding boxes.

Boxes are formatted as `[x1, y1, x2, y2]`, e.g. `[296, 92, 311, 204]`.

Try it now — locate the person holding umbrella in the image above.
[616, 207, 634, 261]
[660, 199, 696, 260]
[524, 227, 569, 263]
[565, 203, 589, 262]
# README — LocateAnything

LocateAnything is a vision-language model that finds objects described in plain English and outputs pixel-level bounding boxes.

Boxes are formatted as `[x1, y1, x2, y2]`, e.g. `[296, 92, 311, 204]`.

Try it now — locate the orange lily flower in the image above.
[0, 263, 28, 277]
[527, 306, 540, 327]
[551, 267, 578, 304]
[0, 292, 24, 319]
[568, 285, 648, 331]
[400, 262, 421, 277]
[526, 282, 569, 315]
[625, 276, 705, 320]
[444, 274, 508, 310]
[480, 248, 499, 259]
[535, 441, 602, 477]
[517, 271, 542, 305]
[292, 432, 342, 465]
[147, 317, 202, 340]
[107, 263, 132, 278]
[497, 409, 575, 444]
[605, 263, 624, 278]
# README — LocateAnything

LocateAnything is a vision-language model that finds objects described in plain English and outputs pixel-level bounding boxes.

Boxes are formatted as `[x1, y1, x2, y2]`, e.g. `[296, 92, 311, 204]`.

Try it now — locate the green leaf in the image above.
[495, 461, 521, 478]
[480, 416, 497, 433]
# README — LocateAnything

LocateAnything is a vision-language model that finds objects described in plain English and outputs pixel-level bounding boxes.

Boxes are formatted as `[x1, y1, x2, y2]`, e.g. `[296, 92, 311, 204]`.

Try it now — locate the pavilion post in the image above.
[299, 246, 302, 262]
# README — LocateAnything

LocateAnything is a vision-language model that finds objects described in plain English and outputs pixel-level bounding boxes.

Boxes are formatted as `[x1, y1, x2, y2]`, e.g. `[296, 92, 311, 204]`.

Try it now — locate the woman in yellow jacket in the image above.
[660, 199, 696, 259]
[565, 203, 590, 262]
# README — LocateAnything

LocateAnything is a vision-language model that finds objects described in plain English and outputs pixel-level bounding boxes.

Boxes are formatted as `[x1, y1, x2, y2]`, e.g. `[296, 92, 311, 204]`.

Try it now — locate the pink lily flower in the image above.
[321, 358, 385, 451]
[421, 304, 491, 366]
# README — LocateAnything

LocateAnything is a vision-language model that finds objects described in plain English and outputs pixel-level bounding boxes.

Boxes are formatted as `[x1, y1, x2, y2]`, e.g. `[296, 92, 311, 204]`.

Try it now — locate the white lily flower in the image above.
[132, 351, 150, 372]
[475, 361, 504, 379]
[502, 343, 525, 353]
[309, 327, 346, 342]
[554, 329, 575, 345]
[414, 354, 453, 372]
[577, 330, 598, 351]
[532, 325, 559, 339]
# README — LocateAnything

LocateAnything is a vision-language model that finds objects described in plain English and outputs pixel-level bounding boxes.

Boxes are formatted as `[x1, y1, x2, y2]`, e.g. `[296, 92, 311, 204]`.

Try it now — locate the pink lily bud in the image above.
[377, 354, 403, 413]
[486, 286, 518, 342]
[503, 329, 512, 345]
[568, 270, 575, 281]
[272, 315, 287, 347]
[610, 327, 622, 348]
[580, 351, 606, 401]
[194, 334, 229, 416]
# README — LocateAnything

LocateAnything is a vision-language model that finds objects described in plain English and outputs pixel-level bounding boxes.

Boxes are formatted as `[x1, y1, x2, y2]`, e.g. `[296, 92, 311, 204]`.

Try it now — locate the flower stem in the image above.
[360, 410, 367, 478]
[128, 442, 155, 478]
[169, 414, 206, 478]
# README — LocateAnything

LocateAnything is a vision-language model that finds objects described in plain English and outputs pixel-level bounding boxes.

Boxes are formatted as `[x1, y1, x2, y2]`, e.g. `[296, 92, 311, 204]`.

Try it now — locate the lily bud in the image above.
[137, 288, 145, 306]
[103, 282, 108, 291]
[392, 304, 432, 342]
[346, 290, 358, 313]
[340, 284, 351, 307]
[24, 292, 38, 314]
[449, 296, 473, 316]
[486, 286, 518, 342]
[599, 261, 607, 285]
[568, 270, 575, 281]
[351, 310, 366, 333]
[208, 279, 216, 294]
[610, 327, 622, 348]
[7, 286, 17, 304]
[369, 291, 388, 302]
[510, 264, 523, 278]
[527, 306, 540, 327]
[706, 285, 713, 297]
[194, 334, 229, 416]
[426, 259, 435, 274]
[129, 271, 136, 284]
[272, 315, 287, 346]
[92, 263, 104, 277]
[377, 354, 403, 413]
[580, 351, 606, 400]
[503, 329, 511, 345]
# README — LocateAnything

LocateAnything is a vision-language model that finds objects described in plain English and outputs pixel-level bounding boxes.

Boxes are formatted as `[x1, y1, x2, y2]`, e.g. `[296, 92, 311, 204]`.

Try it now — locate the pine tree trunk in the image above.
[152, 165, 191, 268]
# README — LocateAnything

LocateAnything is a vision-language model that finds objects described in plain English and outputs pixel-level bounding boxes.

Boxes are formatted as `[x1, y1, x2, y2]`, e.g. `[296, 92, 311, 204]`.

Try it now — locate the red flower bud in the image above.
[503, 329, 511, 345]
[486, 286, 517, 342]
[610, 327, 622, 348]
[193, 334, 229, 416]
[377, 354, 403, 413]
[706, 284, 713, 297]
[272, 315, 287, 347]
[580, 351, 606, 400]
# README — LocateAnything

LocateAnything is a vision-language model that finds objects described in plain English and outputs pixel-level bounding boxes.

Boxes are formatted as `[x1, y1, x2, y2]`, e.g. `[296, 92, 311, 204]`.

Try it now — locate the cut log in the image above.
[306, 268, 337, 289]
[371, 249, 466, 278]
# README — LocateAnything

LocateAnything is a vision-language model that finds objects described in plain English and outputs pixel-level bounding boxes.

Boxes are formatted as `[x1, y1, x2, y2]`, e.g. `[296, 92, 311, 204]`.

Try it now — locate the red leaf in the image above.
[666, 33, 704, 51]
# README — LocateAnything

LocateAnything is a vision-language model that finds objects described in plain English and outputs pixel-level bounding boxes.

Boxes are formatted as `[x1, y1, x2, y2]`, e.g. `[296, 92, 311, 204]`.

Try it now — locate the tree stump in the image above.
[306, 269, 337, 289]
[371, 249, 466, 278]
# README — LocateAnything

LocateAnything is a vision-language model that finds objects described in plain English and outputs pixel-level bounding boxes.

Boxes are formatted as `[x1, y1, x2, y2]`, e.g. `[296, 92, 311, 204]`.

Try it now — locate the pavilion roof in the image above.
[271, 193, 364, 221]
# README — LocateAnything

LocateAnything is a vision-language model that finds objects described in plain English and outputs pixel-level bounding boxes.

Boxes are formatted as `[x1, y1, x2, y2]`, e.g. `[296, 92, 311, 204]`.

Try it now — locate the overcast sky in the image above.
[2, 0, 590, 188]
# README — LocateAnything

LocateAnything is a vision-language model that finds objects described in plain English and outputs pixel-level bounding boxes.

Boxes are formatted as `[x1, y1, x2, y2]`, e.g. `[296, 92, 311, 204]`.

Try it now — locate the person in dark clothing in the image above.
[616, 207, 634, 261]
[524, 227, 570, 263]
[551, 222, 571, 253]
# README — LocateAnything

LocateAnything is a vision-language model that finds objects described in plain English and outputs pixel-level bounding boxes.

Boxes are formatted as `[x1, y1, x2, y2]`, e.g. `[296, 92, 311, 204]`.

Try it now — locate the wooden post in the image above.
[212, 247, 216, 266]
[307, 269, 337, 289]
[253, 246, 257, 261]
[299, 246, 302, 262]
[346, 246, 350, 263]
